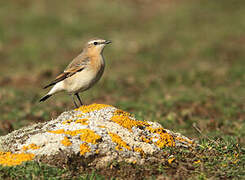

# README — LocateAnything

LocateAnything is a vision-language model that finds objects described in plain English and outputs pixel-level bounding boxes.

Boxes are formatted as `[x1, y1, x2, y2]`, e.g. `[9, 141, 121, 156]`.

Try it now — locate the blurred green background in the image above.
[0, 0, 244, 178]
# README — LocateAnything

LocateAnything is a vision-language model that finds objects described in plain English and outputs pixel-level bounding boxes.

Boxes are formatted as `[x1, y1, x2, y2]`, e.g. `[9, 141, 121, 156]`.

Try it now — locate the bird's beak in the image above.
[105, 40, 112, 44]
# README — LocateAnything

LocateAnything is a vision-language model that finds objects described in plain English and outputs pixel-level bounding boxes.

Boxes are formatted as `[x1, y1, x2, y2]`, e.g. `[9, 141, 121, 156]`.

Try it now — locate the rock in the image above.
[0, 104, 196, 167]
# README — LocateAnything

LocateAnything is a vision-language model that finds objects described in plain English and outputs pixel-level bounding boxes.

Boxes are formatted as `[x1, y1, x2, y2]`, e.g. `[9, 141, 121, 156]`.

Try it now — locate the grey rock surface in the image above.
[0, 104, 196, 167]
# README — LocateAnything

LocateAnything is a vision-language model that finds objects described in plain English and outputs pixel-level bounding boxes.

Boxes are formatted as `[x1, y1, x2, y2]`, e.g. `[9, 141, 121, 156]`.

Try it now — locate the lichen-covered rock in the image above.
[0, 104, 196, 167]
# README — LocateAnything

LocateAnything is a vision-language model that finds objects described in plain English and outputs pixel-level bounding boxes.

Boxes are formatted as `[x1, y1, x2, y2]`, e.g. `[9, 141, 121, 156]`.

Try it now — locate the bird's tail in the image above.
[39, 94, 52, 102]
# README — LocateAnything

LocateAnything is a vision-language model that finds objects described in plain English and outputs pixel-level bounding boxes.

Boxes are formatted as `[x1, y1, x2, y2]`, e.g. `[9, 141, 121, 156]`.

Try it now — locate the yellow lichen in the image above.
[75, 118, 88, 125]
[147, 127, 175, 148]
[233, 160, 239, 164]
[76, 104, 113, 113]
[111, 109, 149, 131]
[132, 160, 137, 164]
[0, 152, 35, 166]
[115, 145, 123, 151]
[80, 143, 91, 155]
[108, 132, 131, 151]
[22, 143, 40, 151]
[61, 136, 72, 146]
[194, 160, 201, 164]
[79, 129, 101, 144]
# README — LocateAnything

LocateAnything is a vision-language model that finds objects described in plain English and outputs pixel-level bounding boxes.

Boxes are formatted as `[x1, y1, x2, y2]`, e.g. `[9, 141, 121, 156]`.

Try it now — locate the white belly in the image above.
[63, 68, 103, 94]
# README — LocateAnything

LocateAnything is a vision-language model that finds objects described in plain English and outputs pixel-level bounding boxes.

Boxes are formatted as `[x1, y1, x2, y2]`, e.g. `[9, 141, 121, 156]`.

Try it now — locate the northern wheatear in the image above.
[39, 38, 111, 107]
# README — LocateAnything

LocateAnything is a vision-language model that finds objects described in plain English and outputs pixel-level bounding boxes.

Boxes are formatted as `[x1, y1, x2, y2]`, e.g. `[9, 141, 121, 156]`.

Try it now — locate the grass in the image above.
[0, 0, 244, 179]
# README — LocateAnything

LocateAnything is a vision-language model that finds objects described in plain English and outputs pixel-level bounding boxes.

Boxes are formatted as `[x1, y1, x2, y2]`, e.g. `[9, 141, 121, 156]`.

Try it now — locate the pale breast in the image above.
[63, 55, 105, 93]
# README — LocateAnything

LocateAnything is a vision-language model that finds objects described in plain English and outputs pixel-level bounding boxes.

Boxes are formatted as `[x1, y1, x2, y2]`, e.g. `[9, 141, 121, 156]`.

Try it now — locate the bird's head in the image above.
[85, 38, 111, 55]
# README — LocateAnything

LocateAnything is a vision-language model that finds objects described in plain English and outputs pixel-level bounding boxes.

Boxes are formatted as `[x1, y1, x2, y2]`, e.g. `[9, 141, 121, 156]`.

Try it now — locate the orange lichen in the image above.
[22, 143, 40, 151]
[134, 147, 145, 156]
[141, 136, 151, 143]
[0, 152, 35, 166]
[146, 127, 165, 134]
[114, 109, 131, 117]
[48, 129, 65, 134]
[48, 129, 83, 136]
[108, 132, 131, 151]
[168, 157, 175, 164]
[61, 136, 72, 146]
[76, 104, 113, 113]
[62, 119, 73, 125]
[75, 118, 88, 125]
[98, 125, 106, 128]
[80, 143, 91, 155]
[111, 109, 149, 131]
[146, 127, 175, 148]
[64, 129, 87, 136]
[79, 129, 101, 144]
[62, 118, 89, 125]
[48, 128, 101, 142]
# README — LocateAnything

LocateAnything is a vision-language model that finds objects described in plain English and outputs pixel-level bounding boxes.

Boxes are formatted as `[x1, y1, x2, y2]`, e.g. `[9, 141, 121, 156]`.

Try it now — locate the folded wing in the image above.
[43, 66, 85, 89]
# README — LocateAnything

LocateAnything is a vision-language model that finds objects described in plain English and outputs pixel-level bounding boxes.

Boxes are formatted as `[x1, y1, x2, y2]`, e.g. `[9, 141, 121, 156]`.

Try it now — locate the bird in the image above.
[39, 38, 111, 108]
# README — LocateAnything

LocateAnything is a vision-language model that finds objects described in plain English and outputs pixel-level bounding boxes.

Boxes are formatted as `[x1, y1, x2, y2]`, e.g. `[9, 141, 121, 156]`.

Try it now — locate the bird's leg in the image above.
[75, 93, 83, 106]
[72, 94, 79, 108]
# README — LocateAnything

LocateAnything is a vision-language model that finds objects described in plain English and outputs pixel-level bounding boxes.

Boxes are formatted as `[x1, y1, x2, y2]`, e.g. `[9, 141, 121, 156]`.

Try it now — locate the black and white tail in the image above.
[39, 94, 52, 102]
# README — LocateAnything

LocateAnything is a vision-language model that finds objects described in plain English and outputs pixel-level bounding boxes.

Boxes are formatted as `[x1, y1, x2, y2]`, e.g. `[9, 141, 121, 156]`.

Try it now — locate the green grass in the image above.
[0, 0, 244, 179]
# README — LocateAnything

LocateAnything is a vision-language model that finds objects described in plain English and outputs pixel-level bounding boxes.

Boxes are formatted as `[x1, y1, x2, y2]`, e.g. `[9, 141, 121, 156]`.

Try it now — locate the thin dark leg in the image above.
[72, 95, 79, 108]
[75, 93, 83, 106]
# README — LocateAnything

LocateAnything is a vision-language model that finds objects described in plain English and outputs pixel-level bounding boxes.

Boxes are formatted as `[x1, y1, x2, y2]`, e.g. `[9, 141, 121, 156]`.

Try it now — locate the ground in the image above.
[0, 0, 244, 179]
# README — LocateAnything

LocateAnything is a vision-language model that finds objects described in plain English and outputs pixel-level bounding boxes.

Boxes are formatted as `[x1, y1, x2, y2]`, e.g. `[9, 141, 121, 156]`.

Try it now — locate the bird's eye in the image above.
[93, 42, 98, 45]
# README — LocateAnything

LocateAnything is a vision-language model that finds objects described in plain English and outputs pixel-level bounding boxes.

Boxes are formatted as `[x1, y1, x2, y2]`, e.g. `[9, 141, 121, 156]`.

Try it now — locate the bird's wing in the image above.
[65, 53, 90, 70]
[43, 56, 90, 89]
